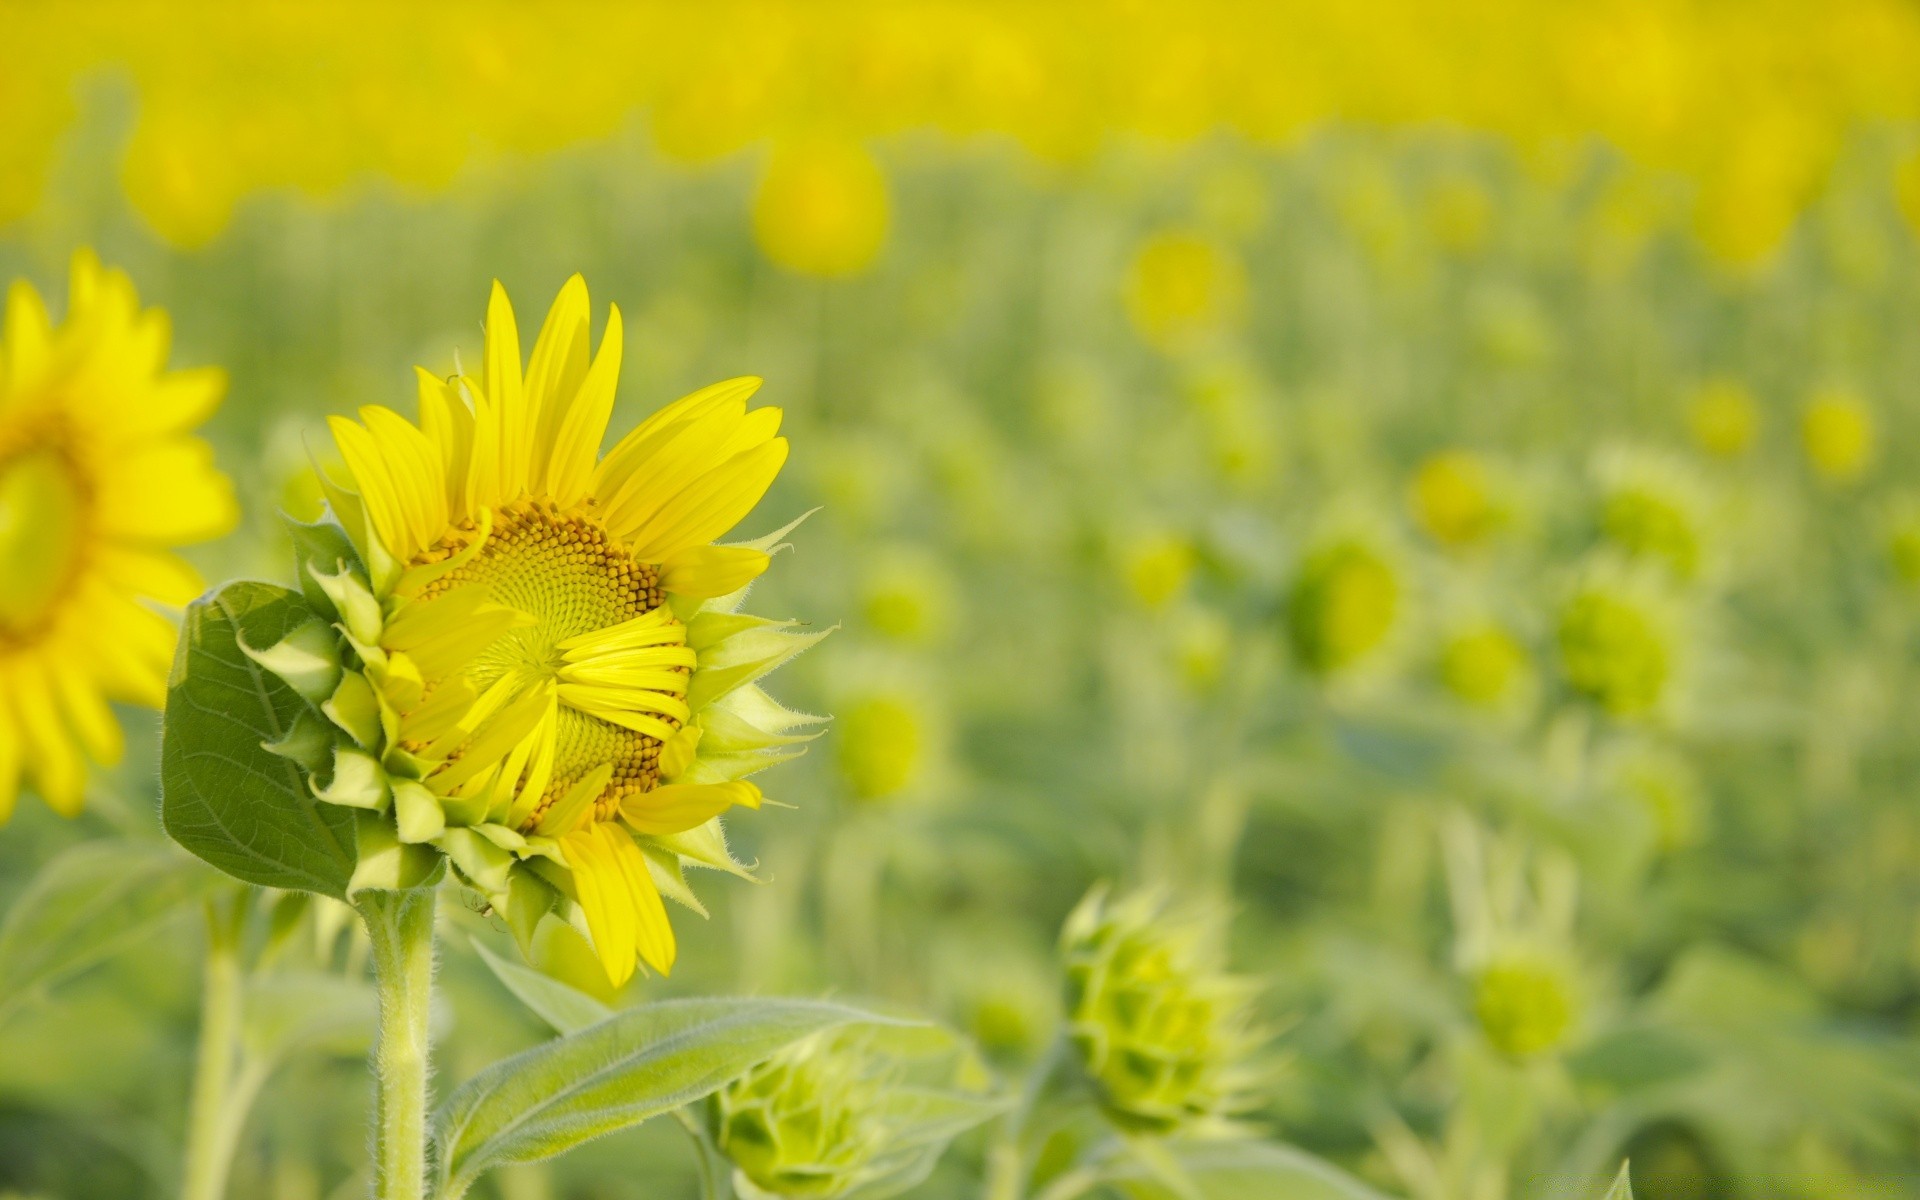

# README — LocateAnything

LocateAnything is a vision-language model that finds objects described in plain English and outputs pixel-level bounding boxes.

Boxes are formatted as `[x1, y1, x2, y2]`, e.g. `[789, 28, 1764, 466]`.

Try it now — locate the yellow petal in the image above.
[565, 826, 637, 986]
[657, 545, 771, 599]
[620, 781, 760, 836]
[592, 377, 762, 507]
[484, 281, 531, 498]
[545, 304, 623, 508]
[359, 405, 449, 553]
[591, 822, 676, 976]
[10, 660, 85, 815]
[94, 437, 239, 546]
[0, 688, 22, 824]
[626, 438, 789, 561]
[524, 274, 593, 490]
[3, 279, 53, 392]
[329, 416, 414, 560]
[94, 546, 205, 606]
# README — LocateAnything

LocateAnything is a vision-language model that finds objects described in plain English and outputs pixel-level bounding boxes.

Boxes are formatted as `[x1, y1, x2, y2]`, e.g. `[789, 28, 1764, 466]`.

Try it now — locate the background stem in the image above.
[357, 889, 437, 1200]
[181, 892, 247, 1200]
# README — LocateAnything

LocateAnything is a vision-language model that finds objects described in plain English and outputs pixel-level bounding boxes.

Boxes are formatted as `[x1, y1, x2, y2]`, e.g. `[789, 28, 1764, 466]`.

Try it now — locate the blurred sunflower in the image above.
[289, 275, 824, 984]
[0, 252, 235, 819]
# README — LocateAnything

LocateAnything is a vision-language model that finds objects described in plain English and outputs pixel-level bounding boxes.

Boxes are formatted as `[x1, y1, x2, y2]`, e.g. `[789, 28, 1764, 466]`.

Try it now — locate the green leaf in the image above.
[1602, 1162, 1634, 1200]
[1109, 1140, 1399, 1200]
[0, 841, 222, 1015]
[471, 939, 612, 1035]
[162, 580, 358, 897]
[434, 997, 897, 1197]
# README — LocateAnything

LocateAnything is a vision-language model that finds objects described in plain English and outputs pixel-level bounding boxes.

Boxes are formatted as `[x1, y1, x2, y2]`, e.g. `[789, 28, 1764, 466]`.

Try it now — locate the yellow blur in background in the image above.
[5, 3, 1920, 1199]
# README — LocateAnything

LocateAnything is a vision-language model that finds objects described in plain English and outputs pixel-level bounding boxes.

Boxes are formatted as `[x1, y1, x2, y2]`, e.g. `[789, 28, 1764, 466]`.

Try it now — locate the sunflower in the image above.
[0, 252, 235, 819]
[270, 275, 825, 985]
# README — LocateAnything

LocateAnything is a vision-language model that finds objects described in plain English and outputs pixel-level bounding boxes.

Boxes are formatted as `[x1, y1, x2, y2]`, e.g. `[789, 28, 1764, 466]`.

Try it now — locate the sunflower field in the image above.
[3, 5, 1920, 1200]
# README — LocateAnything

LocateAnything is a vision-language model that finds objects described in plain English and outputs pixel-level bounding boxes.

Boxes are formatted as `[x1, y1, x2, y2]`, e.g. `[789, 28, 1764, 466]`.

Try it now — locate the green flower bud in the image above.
[835, 694, 924, 803]
[1061, 887, 1264, 1135]
[1287, 538, 1402, 677]
[1556, 567, 1676, 717]
[1594, 448, 1710, 583]
[709, 1026, 999, 1200]
[1471, 950, 1578, 1058]
[1438, 623, 1531, 710]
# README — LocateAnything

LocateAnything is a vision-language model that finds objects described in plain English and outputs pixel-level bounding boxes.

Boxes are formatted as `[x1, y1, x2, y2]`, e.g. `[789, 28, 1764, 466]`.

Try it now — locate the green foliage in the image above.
[161, 581, 358, 897]
[0, 840, 221, 1017]
[1107, 1141, 1399, 1200]
[433, 997, 901, 1197]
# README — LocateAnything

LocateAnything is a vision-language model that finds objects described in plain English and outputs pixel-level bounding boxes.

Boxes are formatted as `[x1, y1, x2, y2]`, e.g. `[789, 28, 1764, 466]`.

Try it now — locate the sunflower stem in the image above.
[358, 888, 437, 1200]
[182, 892, 247, 1200]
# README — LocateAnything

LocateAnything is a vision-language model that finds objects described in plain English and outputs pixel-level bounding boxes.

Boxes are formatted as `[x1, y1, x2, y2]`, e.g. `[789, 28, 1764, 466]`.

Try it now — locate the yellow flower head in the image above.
[1409, 450, 1504, 549]
[1687, 378, 1760, 459]
[752, 139, 891, 278]
[1438, 622, 1532, 712]
[0, 252, 235, 819]
[1556, 561, 1678, 718]
[1121, 533, 1197, 610]
[1287, 535, 1404, 678]
[1472, 950, 1579, 1058]
[1123, 230, 1247, 351]
[1801, 387, 1875, 484]
[272, 275, 825, 986]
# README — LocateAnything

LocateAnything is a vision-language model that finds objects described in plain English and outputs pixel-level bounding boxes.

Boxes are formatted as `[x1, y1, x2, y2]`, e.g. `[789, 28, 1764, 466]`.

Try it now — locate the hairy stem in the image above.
[182, 892, 247, 1200]
[357, 888, 437, 1200]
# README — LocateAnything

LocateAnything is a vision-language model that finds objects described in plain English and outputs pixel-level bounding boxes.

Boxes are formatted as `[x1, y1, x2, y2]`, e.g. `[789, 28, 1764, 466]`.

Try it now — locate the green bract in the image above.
[707, 1024, 1002, 1200]
[1061, 886, 1265, 1136]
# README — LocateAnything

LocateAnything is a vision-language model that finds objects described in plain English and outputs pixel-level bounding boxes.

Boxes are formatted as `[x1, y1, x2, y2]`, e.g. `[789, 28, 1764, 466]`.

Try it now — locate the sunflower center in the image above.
[0, 443, 91, 644]
[414, 498, 676, 816]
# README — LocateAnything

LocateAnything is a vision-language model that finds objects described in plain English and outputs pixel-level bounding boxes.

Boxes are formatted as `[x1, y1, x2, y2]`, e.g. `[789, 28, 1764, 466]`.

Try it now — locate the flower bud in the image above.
[1472, 950, 1579, 1058]
[1061, 887, 1263, 1135]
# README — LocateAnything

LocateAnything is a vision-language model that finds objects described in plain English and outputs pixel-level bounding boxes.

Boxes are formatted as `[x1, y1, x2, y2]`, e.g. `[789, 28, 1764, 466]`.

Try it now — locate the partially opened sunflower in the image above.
[1, 252, 235, 819]
[255, 276, 825, 985]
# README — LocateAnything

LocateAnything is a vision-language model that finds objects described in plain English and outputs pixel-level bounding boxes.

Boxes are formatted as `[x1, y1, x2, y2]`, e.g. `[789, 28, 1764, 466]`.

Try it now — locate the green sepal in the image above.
[308, 561, 384, 649]
[647, 817, 757, 882]
[505, 869, 558, 957]
[286, 513, 365, 617]
[322, 670, 384, 750]
[392, 779, 446, 844]
[383, 746, 432, 780]
[262, 709, 340, 777]
[637, 840, 707, 916]
[439, 785, 493, 829]
[348, 811, 445, 895]
[313, 746, 391, 811]
[239, 619, 343, 706]
[442, 826, 515, 899]
[685, 615, 834, 712]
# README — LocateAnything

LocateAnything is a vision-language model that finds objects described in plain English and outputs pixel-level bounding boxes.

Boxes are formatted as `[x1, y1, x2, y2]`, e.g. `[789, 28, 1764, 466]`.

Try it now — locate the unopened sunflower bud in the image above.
[1472, 950, 1578, 1058]
[1556, 565, 1676, 717]
[1061, 887, 1265, 1135]
[1287, 537, 1402, 677]
[708, 1026, 998, 1199]
[835, 693, 923, 803]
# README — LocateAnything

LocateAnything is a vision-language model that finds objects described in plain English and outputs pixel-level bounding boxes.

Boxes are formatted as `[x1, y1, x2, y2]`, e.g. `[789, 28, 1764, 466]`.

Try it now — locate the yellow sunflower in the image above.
[0, 252, 235, 819]
[271, 275, 825, 985]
